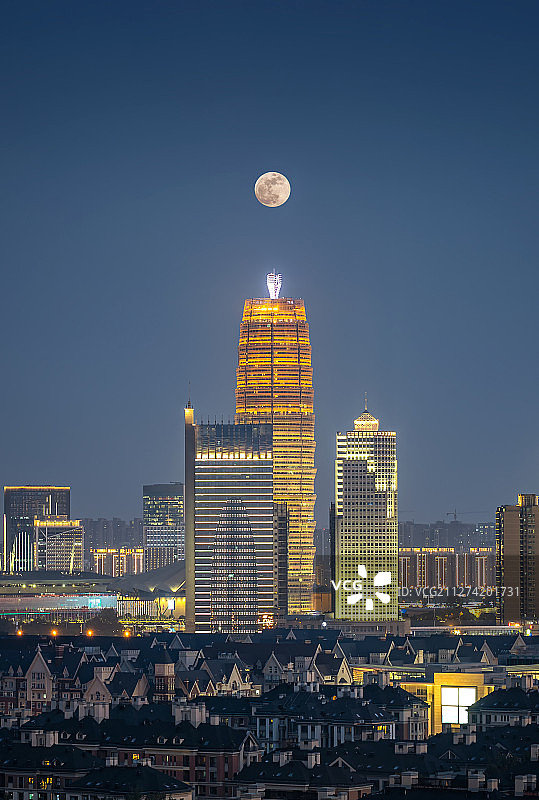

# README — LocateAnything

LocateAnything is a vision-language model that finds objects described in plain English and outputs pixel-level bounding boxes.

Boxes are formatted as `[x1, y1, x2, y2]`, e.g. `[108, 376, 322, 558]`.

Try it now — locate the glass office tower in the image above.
[210, 498, 258, 633]
[143, 483, 184, 527]
[142, 483, 184, 571]
[191, 418, 274, 633]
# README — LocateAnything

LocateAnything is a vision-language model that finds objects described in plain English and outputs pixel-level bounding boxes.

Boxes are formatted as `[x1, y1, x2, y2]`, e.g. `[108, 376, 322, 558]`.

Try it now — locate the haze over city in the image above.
[2, 1, 539, 523]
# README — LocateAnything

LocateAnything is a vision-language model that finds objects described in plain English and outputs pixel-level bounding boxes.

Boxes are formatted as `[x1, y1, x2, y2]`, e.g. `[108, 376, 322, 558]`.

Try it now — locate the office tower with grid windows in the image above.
[3, 486, 70, 572]
[496, 493, 539, 623]
[143, 483, 184, 571]
[235, 274, 316, 615]
[34, 517, 84, 572]
[333, 408, 398, 621]
[185, 411, 275, 633]
[143, 483, 184, 527]
[211, 498, 259, 633]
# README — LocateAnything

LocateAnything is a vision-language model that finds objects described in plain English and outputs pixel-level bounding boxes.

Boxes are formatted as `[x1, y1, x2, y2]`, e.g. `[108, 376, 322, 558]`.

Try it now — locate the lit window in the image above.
[441, 686, 476, 724]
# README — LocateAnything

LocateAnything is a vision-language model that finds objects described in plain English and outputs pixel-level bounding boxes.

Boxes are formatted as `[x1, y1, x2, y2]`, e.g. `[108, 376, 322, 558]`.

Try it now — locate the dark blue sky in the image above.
[2, 1, 538, 524]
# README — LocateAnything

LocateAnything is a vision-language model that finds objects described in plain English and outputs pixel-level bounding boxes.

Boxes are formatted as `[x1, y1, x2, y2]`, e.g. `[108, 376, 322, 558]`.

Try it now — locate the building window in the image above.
[441, 686, 477, 724]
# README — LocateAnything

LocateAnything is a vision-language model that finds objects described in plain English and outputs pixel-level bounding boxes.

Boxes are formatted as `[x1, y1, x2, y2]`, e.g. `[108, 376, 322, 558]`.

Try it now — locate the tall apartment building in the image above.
[235, 274, 316, 614]
[333, 407, 398, 621]
[184, 411, 275, 633]
[3, 486, 70, 572]
[496, 494, 539, 623]
[476, 522, 496, 546]
[143, 483, 184, 572]
[34, 517, 84, 572]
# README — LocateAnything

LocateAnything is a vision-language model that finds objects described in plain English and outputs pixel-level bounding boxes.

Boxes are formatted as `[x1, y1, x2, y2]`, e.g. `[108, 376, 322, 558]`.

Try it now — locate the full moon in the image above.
[254, 172, 291, 207]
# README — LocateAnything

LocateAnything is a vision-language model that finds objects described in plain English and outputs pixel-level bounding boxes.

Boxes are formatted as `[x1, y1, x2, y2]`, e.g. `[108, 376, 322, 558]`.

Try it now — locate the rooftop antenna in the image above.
[364, 392, 368, 411]
[187, 380, 192, 408]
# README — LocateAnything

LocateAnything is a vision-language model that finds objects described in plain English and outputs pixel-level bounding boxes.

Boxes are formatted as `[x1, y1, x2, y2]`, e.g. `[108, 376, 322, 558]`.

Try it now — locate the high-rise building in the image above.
[143, 483, 184, 527]
[143, 527, 185, 571]
[476, 522, 496, 546]
[496, 493, 539, 623]
[185, 411, 275, 633]
[34, 517, 84, 572]
[273, 503, 289, 621]
[82, 517, 143, 557]
[333, 407, 398, 621]
[143, 483, 184, 573]
[92, 547, 144, 577]
[235, 274, 316, 614]
[3, 486, 70, 572]
[210, 498, 259, 633]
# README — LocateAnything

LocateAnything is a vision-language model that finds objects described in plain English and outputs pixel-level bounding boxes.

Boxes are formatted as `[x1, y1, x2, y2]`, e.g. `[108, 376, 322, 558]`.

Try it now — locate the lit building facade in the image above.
[210, 498, 259, 633]
[235, 277, 316, 614]
[34, 517, 84, 572]
[143, 483, 184, 526]
[3, 486, 70, 572]
[143, 527, 185, 571]
[92, 547, 144, 577]
[400, 672, 493, 736]
[186, 415, 274, 633]
[398, 547, 495, 593]
[143, 483, 184, 572]
[333, 409, 398, 621]
[496, 493, 539, 623]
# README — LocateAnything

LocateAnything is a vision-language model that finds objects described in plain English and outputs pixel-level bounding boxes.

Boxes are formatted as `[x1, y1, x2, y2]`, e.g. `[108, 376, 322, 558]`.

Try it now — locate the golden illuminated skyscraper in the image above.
[235, 273, 316, 615]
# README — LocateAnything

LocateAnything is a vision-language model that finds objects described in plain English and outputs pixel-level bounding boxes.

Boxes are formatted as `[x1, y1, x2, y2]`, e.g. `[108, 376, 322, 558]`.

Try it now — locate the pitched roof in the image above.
[236, 759, 370, 788]
[469, 686, 539, 712]
[201, 659, 247, 682]
[107, 672, 146, 698]
[68, 764, 190, 794]
[0, 742, 103, 772]
[253, 688, 392, 724]
[362, 683, 429, 709]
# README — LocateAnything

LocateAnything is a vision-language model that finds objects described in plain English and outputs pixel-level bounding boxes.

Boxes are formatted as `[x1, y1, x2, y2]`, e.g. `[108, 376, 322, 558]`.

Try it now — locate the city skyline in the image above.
[2, 2, 539, 523]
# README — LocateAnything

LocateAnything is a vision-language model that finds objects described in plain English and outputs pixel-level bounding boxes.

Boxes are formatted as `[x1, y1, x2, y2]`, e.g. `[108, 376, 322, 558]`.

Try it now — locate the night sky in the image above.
[2, 1, 538, 525]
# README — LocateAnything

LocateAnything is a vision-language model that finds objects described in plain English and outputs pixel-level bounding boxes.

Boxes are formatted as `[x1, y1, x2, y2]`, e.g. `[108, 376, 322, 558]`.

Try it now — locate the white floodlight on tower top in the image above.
[267, 272, 282, 299]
